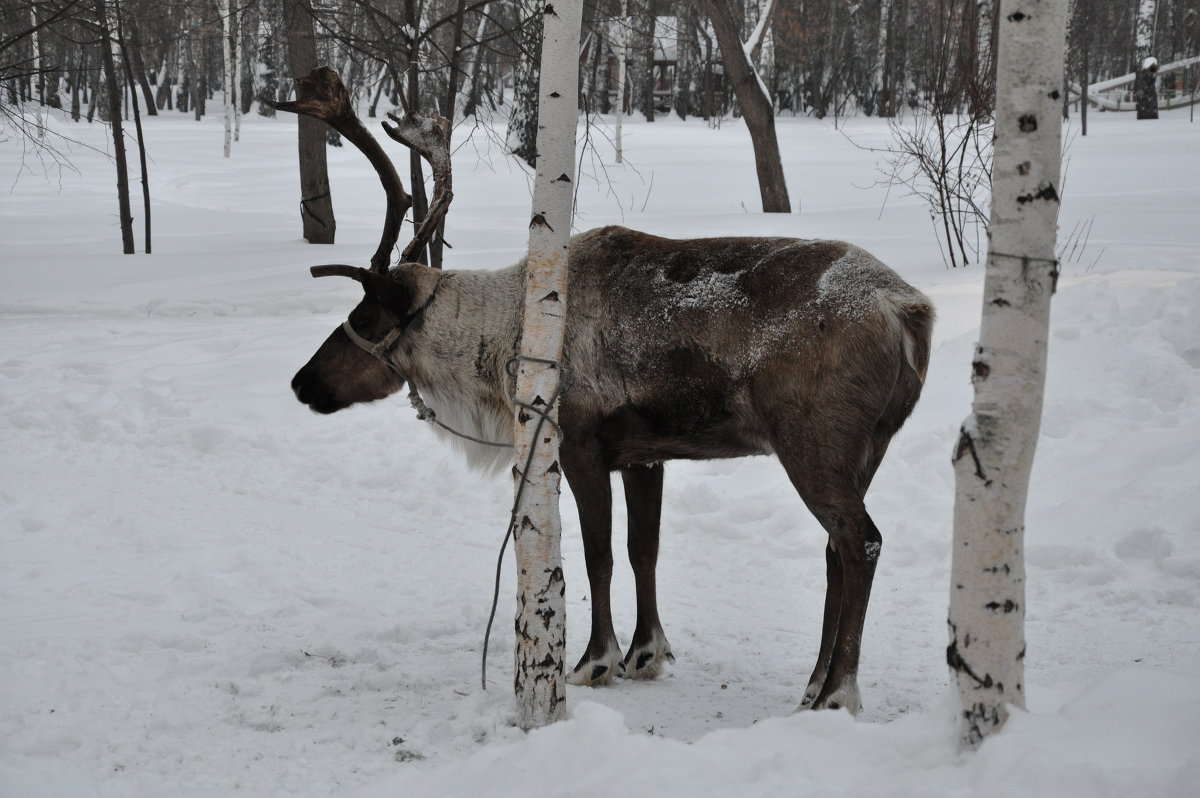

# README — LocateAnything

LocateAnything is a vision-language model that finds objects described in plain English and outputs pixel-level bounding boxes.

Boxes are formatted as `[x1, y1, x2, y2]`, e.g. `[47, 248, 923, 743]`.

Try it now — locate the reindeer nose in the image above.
[292, 369, 321, 407]
[291, 371, 307, 402]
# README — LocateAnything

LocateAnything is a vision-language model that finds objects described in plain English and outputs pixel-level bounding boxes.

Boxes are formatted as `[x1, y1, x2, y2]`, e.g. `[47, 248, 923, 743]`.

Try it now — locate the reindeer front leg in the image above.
[561, 443, 623, 686]
[620, 463, 674, 679]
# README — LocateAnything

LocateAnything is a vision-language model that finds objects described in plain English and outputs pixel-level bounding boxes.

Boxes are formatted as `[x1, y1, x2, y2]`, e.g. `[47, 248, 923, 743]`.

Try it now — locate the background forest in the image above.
[4, 0, 1198, 147]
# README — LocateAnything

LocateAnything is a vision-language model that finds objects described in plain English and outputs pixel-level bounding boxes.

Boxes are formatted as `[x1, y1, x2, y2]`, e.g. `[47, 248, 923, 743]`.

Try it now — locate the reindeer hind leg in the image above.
[772, 421, 883, 716]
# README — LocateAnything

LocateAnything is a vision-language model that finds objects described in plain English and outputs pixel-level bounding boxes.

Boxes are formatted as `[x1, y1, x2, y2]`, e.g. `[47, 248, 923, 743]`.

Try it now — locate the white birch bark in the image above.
[511, 0, 583, 730]
[1133, 0, 1159, 118]
[615, 2, 628, 162]
[31, 6, 43, 106]
[976, 0, 994, 76]
[1135, 0, 1157, 54]
[506, 0, 543, 165]
[219, 0, 234, 157]
[873, 0, 892, 113]
[948, 0, 1067, 749]
[234, 2, 243, 141]
[457, 4, 491, 104]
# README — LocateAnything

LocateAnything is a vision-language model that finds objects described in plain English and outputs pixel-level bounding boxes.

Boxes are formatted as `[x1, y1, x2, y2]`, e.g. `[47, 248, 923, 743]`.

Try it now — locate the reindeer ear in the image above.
[310, 264, 409, 310]
[395, 262, 439, 314]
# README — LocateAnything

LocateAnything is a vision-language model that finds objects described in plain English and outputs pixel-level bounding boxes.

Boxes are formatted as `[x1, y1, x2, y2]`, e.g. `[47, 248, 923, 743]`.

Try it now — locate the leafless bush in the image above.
[882, 109, 992, 268]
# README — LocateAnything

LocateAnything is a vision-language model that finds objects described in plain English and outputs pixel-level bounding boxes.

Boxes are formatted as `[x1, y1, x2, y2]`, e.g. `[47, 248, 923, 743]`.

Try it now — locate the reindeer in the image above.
[281, 69, 934, 714]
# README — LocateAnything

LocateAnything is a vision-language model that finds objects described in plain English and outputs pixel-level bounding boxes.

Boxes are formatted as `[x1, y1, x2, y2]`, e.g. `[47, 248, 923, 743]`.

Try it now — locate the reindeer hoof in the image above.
[568, 644, 623, 686]
[799, 680, 862, 716]
[621, 630, 674, 680]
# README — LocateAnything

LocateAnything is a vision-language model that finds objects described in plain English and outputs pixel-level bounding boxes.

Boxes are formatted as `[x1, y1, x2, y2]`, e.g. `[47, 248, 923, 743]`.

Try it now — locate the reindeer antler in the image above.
[268, 67, 411, 275]
[384, 111, 454, 265]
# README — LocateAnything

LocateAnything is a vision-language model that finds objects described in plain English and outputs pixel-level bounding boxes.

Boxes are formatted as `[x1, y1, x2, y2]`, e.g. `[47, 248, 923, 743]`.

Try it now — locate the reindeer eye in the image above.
[348, 304, 377, 331]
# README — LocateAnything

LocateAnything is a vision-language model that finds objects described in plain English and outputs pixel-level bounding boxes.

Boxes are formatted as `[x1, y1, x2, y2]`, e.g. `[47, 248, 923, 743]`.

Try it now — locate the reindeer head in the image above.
[291, 265, 434, 413]
[274, 68, 453, 415]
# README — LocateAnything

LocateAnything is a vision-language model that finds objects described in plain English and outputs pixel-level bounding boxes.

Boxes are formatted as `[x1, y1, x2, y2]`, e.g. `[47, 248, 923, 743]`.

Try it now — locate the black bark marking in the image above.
[954, 427, 988, 482]
[1018, 114, 1038, 132]
[539, 566, 565, 595]
[991, 297, 1011, 307]
[972, 360, 991, 379]
[1016, 183, 1060, 204]
[1007, 11, 1026, 21]
[541, 290, 560, 302]
[948, 637, 995, 689]
[546, 460, 561, 475]
[553, 172, 571, 183]
[549, 91, 561, 98]
[529, 212, 554, 231]
[543, 3, 556, 15]
[984, 599, 1019, 613]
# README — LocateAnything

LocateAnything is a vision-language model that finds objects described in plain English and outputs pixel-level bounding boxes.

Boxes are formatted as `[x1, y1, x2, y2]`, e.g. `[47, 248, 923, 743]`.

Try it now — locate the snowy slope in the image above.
[1, 106, 1198, 797]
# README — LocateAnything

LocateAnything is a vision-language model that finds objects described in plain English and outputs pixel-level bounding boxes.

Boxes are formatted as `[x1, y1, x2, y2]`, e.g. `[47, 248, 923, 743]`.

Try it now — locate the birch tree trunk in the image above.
[507, 0, 543, 167]
[461, 3, 492, 117]
[615, 1, 628, 162]
[1134, 0, 1158, 119]
[511, 0, 583, 731]
[234, 4, 243, 139]
[95, 0, 136, 254]
[220, 0, 235, 157]
[873, 0, 892, 115]
[31, 6, 43, 107]
[948, 0, 1067, 750]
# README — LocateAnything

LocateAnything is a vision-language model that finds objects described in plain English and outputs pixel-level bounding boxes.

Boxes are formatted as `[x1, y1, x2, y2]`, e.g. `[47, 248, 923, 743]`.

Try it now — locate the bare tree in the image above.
[702, 0, 790, 212]
[948, 0, 1068, 749]
[507, 0, 541, 166]
[283, 0, 336, 243]
[113, 0, 151, 252]
[219, 0, 235, 157]
[95, 0, 135, 253]
[628, 0, 654, 121]
[1134, 0, 1158, 119]
[673, 0, 699, 118]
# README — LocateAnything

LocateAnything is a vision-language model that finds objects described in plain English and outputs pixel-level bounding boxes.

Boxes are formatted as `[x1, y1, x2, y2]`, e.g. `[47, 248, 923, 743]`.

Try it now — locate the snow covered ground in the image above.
[2, 104, 1198, 797]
